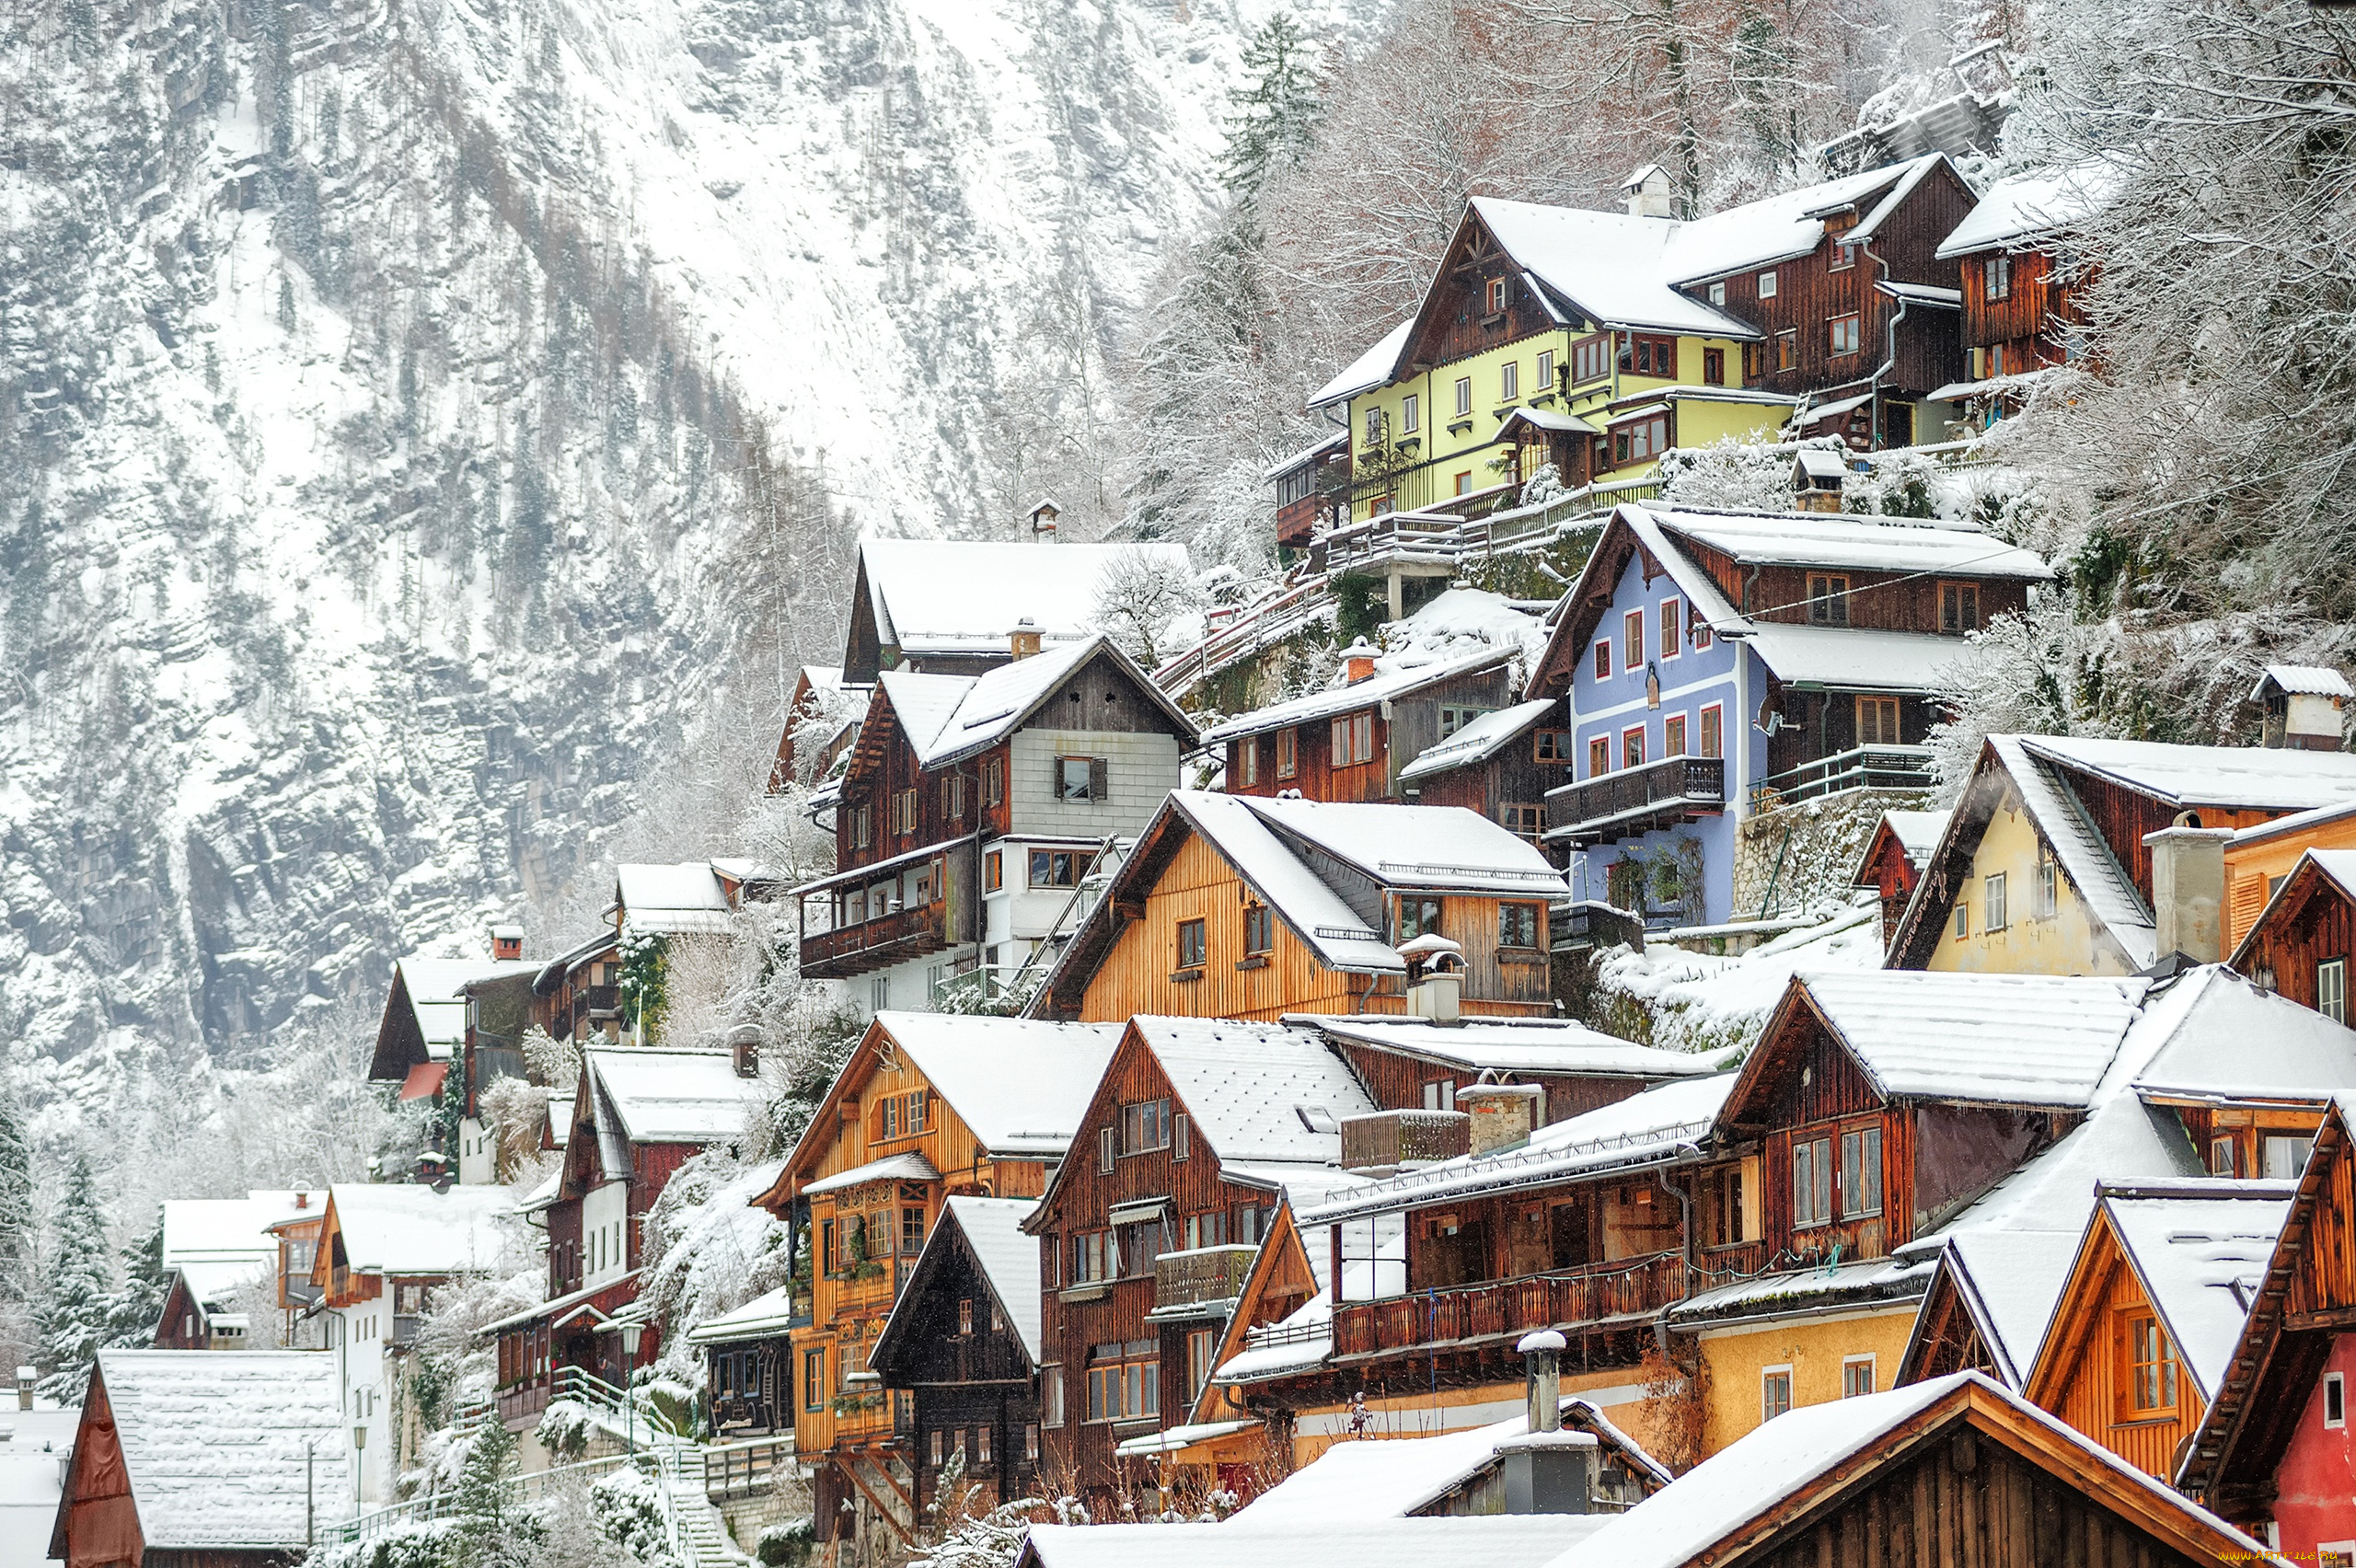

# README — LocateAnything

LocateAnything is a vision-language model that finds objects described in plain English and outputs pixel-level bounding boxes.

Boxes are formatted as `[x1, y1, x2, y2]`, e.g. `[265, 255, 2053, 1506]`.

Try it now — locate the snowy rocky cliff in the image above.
[0, 0, 1341, 1121]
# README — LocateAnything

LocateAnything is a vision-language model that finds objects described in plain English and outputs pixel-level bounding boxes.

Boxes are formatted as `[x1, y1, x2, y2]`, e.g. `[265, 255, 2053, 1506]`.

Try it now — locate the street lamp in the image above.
[351, 1422, 367, 1516]
[620, 1321, 644, 1456]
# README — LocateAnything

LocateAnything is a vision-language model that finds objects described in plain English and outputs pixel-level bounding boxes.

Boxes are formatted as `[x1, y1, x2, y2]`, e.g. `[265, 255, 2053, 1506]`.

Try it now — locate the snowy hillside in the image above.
[0, 0, 1369, 1125]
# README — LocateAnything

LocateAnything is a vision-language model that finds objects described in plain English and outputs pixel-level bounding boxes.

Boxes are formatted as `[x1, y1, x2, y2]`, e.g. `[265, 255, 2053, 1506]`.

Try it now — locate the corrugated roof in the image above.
[2254, 663, 2354, 700]
[1243, 794, 1570, 895]
[96, 1350, 351, 1549]
[616, 861, 734, 936]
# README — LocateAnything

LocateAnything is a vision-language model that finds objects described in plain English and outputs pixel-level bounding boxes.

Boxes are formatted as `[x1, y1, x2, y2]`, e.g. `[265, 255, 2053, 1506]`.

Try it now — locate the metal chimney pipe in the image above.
[1519, 1330, 1565, 1433]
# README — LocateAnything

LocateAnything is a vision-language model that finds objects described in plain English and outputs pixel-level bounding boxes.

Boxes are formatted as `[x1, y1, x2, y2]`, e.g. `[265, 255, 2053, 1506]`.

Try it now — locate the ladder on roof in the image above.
[988, 834, 1128, 1007]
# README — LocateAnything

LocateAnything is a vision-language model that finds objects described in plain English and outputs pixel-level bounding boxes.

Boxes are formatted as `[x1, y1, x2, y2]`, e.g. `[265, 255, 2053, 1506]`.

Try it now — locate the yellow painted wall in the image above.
[1924, 786, 2137, 976]
[1697, 1305, 1920, 1454]
[1670, 395, 1795, 449]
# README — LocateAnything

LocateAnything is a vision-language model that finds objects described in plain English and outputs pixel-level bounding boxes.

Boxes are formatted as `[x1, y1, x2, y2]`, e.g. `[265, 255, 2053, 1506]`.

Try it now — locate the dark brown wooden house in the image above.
[2229, 849, 2356, 1025]
[1394, 698, 1567, 849]
[1852, 809, 1949, 950]
[1931, 159, 2119, 421]
[1267, 432, 1348, 552]
[1206, 643, 1518, 806]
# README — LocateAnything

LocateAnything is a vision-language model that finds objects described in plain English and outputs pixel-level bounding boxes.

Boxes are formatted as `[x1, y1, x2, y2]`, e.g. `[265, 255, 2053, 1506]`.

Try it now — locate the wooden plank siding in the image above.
[1326, 1042, 1646, 1129]
[1678, 539, 2033, 633]
[1223, 666, 1518, 806]
[1958, 248, 2083, 367]
[2229, 864, 2356, 1015]
[2033, 1232, 2206, 1480]
[873, 1219, 1044, 1517]
[2050, 767, 2280, 909]
[1409, 216, 1574, 367]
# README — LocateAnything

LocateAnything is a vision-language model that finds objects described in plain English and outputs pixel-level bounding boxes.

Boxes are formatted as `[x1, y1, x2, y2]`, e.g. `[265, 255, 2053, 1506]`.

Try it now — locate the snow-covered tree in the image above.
[36, 1155, 114, 1401]
[1218, 15, 1323, 200]
[0, 1091, 30, 1307]
[446, 1417, 544, 1568]
[98, 1209, 167, 1350]
[1091, 548, 1206, 668]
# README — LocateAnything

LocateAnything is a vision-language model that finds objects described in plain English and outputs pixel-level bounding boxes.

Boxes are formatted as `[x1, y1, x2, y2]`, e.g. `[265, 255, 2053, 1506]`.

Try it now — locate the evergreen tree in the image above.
[1217, 14, 1322, 201]
[0, 1092, 31, 1304]
[98, 1210, 167, 1349]
[35, 1156, 114, 1402]
[447, 1413, 545, 1568]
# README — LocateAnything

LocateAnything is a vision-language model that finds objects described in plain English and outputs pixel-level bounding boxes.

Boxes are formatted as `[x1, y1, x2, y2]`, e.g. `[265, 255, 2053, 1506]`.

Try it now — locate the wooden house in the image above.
[50, 1351, 351, 1568]
[792, 633, 1195, 1015]
[2022, 1182, 2291, 1482]
[686, 1286, 798, 1443]
[1300, 1015, 1724, 1132]
[2222, 803, 2356, 953]
[840, 538, 1193, 684]
[529, 928, 624, 1049]
[1392, 699, 1568, 852]
[364, 946, 541, 1179]
[2177, 1104, 2356, 1550]
[1852, 808, 1950, 950]
[1665, 154, 1979, 449]
[1931, 158, 2119, 427]
[489, 1047, 766, 1433]
[1027, 790, 1568, 1024]
[152, 1190, 319, 1353]
[750, 1013, 1119, 1558]
[1267, 432, 1348, 552]
[2252, 664, 2352, 755]
[1022, 1017, 1378, 1507]
[2229, 849, 2356, 1027]
[1888, 736, 2356, 975]
[1525, 504, 2050, 926]
[307, 1182, 519, 1502]
[771, 663, 860, 792]
[2129, 962, 2356, 1181]
[1205, 644, 1519, 808]
[870, 1196, 1048, 1517]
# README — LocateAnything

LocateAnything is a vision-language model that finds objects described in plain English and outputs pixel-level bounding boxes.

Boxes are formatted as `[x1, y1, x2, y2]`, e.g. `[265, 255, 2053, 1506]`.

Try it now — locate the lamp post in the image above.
[620, 1321, 644, 1456]
[351, 1422, 367, 1516]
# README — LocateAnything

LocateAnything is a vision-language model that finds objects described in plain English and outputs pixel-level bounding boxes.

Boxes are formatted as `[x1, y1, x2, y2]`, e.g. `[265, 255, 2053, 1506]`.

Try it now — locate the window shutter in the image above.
[1089, 757, 1108, 801]
[1173, 1114, 1190, 1162]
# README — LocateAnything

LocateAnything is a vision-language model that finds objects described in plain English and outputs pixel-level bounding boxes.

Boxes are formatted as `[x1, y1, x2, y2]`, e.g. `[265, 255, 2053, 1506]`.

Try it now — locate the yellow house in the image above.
[1310, 194, 1786, 522]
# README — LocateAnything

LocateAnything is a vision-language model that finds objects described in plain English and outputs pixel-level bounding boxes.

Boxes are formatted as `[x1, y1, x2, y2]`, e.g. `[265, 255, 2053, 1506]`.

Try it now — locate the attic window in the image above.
[1485, 277, 1507, 313]
[1295, 1105, 1339, 1135]
[1807, 574, 1850, 625]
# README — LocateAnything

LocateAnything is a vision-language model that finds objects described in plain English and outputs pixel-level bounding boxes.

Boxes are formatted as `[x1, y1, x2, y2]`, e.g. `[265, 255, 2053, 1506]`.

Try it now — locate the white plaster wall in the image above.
[583, 1181, 632, 1290]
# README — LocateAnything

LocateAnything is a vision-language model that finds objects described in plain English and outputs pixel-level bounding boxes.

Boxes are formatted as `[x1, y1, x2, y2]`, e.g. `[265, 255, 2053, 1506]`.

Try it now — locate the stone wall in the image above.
[1730, 789, 1931, 921]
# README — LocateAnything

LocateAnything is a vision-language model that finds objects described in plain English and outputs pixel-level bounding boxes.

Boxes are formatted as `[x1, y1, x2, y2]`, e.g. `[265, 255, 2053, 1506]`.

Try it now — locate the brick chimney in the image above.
[1011, 617, 1043, 660]
[2144, 823, 2235, 963]
[1342, 637, 1379, 685]
[491, 924, 525, 962]
[1461, 1079, 1544, 1155]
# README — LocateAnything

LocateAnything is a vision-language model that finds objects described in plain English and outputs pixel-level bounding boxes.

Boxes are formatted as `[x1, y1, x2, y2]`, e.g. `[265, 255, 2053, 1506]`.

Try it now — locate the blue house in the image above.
[1529, 503, 2053, 926]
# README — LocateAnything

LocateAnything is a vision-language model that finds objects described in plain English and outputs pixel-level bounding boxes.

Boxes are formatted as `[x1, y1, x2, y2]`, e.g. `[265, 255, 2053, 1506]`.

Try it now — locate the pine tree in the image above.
[35, 1156, 115, 1402]
[0, 1093, 31, 1304]
[447, 1413, 545, 1568]
[1217, 14, 1322, 201]
[98, 1210, 167, 1350]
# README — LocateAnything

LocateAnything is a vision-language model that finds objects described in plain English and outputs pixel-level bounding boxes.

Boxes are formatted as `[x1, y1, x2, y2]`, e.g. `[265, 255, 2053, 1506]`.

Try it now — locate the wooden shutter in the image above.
[1089, 757, 1108, 801]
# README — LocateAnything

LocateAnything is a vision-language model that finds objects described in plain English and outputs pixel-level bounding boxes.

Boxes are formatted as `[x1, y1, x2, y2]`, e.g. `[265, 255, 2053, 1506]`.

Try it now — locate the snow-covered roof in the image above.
[1310, 319, 1415, 407]
[1472, 197, 1758, 339]
[1243, 794, 1570, 896]
[1133, 1017, 1378, 1167]
[1663, 155, 1946, 282]
[161, 1191, 320, 1270]
[1934, 1230, 2091, 1388]
[615, 861, 734, 937]
[947, 1196, 1044, 1362]
[1935, 156, 2125, 258]
[2018, 733, 2356, 813]
[1737, 622, 1981, 694]
[685, 1285, 798, 1344]
[325, 1183, 517, 1277]
[1027, 1516, 1602, 1568]
[1305, 1073, 1735, 1227]
[1877, 279, 1963, 306]
[872, 1014, 1123, 1157]
[393, 955, 541, 1055]
[802, 1150, 940, 1197]
[1648, 507, 2052, 580]
[1498, 406, 1600, 437]
[877, 635, 1195, 770]
[1239, 1410, 1598, 1523]
[1295, 1015, 1721, 1080]
[93, 1350, 351, 1549]
[1669, 1251, 1934, 1323]
[2230, 801, 2356, 851]
[2131, 964, 2356, 1104]
[2098, 1183, 2291, 1399]
[586, 1048, 767, 1146]
[171, 1260, 267, 1312]
[1264, 430, 1348, 480]
[1152, 792, 1404, 976]
[1785, 970, 2151, 1109]
[858, 539, 1194, 660]
[1879, 809, 1952, 865]
[1398, 699, 1557, 783]
[1198, 645, 1518, 744]
[1985, 735, 2161, 968]
[2253, 663, 2354, 701]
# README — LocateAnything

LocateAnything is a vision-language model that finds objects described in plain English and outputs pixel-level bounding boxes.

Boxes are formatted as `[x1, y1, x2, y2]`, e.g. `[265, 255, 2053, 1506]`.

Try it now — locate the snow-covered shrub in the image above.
[537, 1398, 596, 1462]
[479, 1075, 551, 1182]
[1654, 438, 1798, 513]
[589, 1463, 679, 1565]
[756, 1518, 816, 1567]
[1586, 904, 1883, 1057]
[1518, 463, 1565, 506]
[636, 1150, 792, 1388]
[302, 1521, 450, 1568]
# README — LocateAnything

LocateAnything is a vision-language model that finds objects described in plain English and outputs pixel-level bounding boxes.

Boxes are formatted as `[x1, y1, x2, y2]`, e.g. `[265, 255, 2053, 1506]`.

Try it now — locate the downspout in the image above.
[1861, 233, 1908, 446]
[1657, 1156, 1697, 1298]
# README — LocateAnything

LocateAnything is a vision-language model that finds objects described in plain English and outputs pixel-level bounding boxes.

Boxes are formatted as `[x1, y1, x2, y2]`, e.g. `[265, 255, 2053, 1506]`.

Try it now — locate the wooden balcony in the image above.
[1341, 1109, 1472, 1172]
[1544, 755, 1726, 847]
[800, 901, 951, 981]
[1332, 1250, 1687, 1362]
[1155, 1246, 1258, 1315]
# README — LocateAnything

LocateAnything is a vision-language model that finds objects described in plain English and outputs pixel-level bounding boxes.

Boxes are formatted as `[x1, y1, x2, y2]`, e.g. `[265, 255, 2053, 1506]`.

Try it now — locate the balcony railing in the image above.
[583, 985, 620, 1018]
[1545, 755, 1727, 846]
[705, 1436, 795, 1500]
[391, 1314, 422, 1348]
[1155, 1246, 1258, 1314]
[799, 901, 950, 981]
[1309, 510, 1462, 578]
[1750, 744, 1934, 810]
[1341, 1110, 1472, 1172]
[1332, 1251, 1687, 1362]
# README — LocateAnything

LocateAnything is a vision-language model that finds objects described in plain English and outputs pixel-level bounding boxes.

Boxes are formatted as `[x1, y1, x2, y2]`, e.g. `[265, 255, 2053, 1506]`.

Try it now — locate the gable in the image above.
[1719, 988, 1888, 1136]
[1188, 1200, 1319, 1423]
[367, 968, 428, 1081]
[1402, 207, 1577, 373]
[843, 556, 887, 683]
[53, 1374, 137, 1565]
[1531, 513, 1665, 699]
[1029, 1022, 1182, 1234]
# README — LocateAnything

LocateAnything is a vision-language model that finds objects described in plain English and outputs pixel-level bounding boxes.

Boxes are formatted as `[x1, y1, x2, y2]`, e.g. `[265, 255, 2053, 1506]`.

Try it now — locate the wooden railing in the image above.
[1545, 755, 1727, 845]
[799, 902, 949, 979]
[1341, 1109, 1472, 1171]
[704, 1435, 795, 1499]
[1332, 1251, 1687, 1361]
[1155, 1246, 1259, 1313]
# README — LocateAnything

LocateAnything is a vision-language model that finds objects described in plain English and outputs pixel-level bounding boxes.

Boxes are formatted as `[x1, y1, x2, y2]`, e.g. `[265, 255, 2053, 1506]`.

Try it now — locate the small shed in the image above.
[2252, 664, 2350, 752]
[1790, 447, 1851, 513]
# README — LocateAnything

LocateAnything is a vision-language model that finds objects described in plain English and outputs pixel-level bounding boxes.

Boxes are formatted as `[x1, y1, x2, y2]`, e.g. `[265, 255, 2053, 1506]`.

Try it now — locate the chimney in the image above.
[1623, 164, 1673, 220]
[1398, 934, 1465, 1024]
[1494, 1332, 1602, 1513]
[16, 1366, 32, 1412]
[294, 1191, 310, 1209]
[2143, 822, 2235, 964]
[1460, 1079, 1544, 1156]
[491, 924, 525, 962]
[1010, 617, 1043, 661]
[1342, 637, 1379, 685]
[1520, 1330, 1565, 1434]
[731, 1025, 763, 1079]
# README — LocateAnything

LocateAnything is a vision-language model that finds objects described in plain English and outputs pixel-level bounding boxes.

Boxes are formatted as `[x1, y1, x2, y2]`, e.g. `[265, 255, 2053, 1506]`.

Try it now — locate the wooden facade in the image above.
[1855, 819, 1928, 951]
[1220, 660, 1518, 806]
[1398, 709, 1568, 850]
[1957, 248, 2082, 375]
[2228, 853, 2356, 1018]
[1898, 1253, 2004, 1389]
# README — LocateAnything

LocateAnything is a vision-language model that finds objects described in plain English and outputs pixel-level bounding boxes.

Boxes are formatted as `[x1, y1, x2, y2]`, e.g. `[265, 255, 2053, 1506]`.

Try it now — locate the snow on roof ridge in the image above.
[1197, 643, 1519, 744]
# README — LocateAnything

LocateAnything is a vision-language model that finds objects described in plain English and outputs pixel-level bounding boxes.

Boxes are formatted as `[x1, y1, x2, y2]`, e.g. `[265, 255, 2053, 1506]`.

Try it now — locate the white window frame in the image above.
[1454, 376, 1472, 417]
[2322, 957, 2348, 1025]
[1761, 1364, 1795, 1422]
[1757, 270, 1779, 299]
[1401, 393, 1420, 434]
[1953, 903, 1969, 940]
[1984, 872, 2008, 934]
[1842, 1355, 1877, 1398]
[1500, 360, 1519, 401]
[1535, 349, 1554, 391]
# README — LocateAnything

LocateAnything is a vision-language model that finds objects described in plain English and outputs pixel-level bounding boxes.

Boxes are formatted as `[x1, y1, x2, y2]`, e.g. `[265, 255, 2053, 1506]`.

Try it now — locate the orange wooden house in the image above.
[2023, 1180, 2292, 1481]
[1027, 790, 1567, 1023]
[752, 1013, 1119, 1562]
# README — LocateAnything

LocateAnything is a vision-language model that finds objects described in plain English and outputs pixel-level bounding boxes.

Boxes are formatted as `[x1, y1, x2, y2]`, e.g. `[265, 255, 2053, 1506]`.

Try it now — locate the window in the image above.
[1699, 704, 1722, 759]
[1954, 903, 1969, 940]
[1439, 705, 1492, 739]
[1984, 254, 2012, 302]
[1592, 640, 1611, 682]
[1829, 314, 1862, 356]
[1188, 1328, 1218, 1400]
[1363, 407, 1384, 444]
[945, 774, 965, 820]
[1087, 1341, 1159, 1423]
[1423, 1079, 1457, 1112]
[1075, 1228, 1115, 1280]
[1572, 335, 1611, 385]
[1856, 696, 1900, 746]
[2125, 1312, 2179, 1414]
[1454, 471, 1473, 496]
[894, 788, 917, 835]
[1829, 237, 1858, 271]
[1237, 738, 1257, 788]
[873, 1090, 930, 1141]
[902, 1205, 926, 1253]
[1664, 713, 1687, 756]
[1174, 919, 1207, 971]
[1693, 617, 1714, 651]
[1940, 582, 1981, 634]
[2212, 1136, 2237, 1177]
[930, 1428, 945, 1466]
[1793, 1136, 1832, 1228]
[1026, 1424, 1040, 1460]
[1620, 334, 1676, 377]
[1589, 736, 1611, 777]
[1535, 730, 1567, 763]
[1984, 872, 2008, 933]
[1097, 1129, 1115, 1176]
[1042, 1366, 1065, 1426]
[983, 756, 1004, 807]
[958, 1298, 974, 1336]
[1842, 1356, 1876, 1398]
[1702, 1164, 1747, 1246]
[1275, 728, 1297, 778]
[803, 1349, 826, 1411]
[1499, 903, 1540, 950]
[1709, 281, 1727, 307]
[1807, 574, 1850, 625]
[1658, 597, 1682, 660]
[1500, 361, 1519, 401]
[1757, 270, 1780, 299]
[2322, 958, 2348, 1024]
[1703, 347, 1726, 386]
[1243, 905, 1273, 955]
[1058, 755, 1104, 801]
[1486, 276, 1507, 313]
[2328, 1371, 2346, 1429]
[976, 1424, 992, 1465]
[1774, 329, 1796, 371]
[1121, 1098, 1172, 1155]
[1174, 1114, 1191, 1162]
[1235, 1203, 1265, 1244]
[1029, 849, 1081, 888]
[1454, 376, 1472, 417]
[1184, 1213, 1225, 1250]
[986, 849, 1003, 893]
[1623, 725, 1646, 769]
[1762, 1366, 1794, 1422]
[1612, 413, 1669, 465]
[2266, 1135, 2316, 1179]
[1401, 393, 1419, 434]
[1536, 350, 1555, 392]
[851, 803, 872, 849]
[1330, 710, 1376, 766]
[1623, 609, 1646, 670]
[1839, 1125, 1883, 1216]
[1398, 897, 1444, 940]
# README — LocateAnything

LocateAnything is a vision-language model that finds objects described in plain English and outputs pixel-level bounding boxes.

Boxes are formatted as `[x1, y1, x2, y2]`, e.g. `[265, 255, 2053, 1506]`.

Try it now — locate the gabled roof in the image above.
[2252, 663, 2352, 701]
[1310, 319, 1415, 408]
[1467, 197, 1760, 339]
[1851, 809, 1952, 888]
[1935, 156, 2125, 258]
[875, 1195, 1044, 1366]
[684, 1284, 797, 1344]
[1295, 1015, 1722, 1080]
[533, 927, 619, 995]
[69, 1351, 349, 1551]
[1022, 1517, 1603, 1568]
[1198, 644, 1518, 744]
[849, 539, 1194, 668]
[160, 1191, 320, 1271]
[1133, 1017, 1378, 1167]
[585, 1047, 767, 1147]
[2018, 733, 2356, 814]
[1246, 793, 1570, 895]
[1661, 155, 1952, 283]
[1649, 507, 2052, 579]
[318, 1183, 517, 1278]
[2132, 958, 2356, 1104]
[1398, 699, 1556, 784]
[872, 635, 1195, 771]
[615, 862, 733, 937]
[370, 953, 541, 1078]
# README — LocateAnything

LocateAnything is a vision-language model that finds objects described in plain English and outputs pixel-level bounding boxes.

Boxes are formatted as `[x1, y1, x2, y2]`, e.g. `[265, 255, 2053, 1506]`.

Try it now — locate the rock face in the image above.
[0, 0, 1294, 1104]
